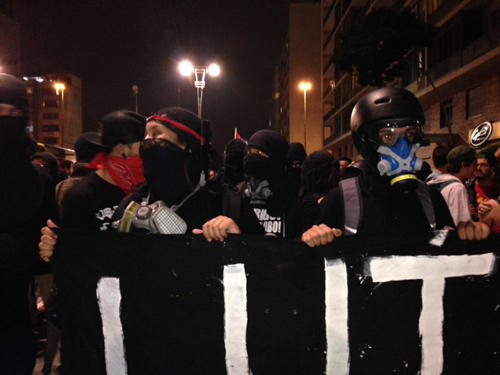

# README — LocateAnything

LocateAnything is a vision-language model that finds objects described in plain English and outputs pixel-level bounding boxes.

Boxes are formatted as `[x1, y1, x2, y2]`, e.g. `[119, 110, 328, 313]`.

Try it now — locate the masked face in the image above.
[140, 138, 200, 206]
[243, 148, 286, 184]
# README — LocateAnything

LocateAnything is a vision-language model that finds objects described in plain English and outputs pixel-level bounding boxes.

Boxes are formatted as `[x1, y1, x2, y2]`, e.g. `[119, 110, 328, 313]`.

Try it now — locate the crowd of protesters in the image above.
[1, 72, 498, 374]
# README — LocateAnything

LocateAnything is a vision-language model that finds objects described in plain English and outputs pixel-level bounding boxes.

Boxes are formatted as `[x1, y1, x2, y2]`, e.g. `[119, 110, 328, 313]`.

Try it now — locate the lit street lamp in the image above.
[132, 85, 139, 113]
[54, 82, 66, 147]
[179, 60, 220, 118]
[299, 81, 311, 148]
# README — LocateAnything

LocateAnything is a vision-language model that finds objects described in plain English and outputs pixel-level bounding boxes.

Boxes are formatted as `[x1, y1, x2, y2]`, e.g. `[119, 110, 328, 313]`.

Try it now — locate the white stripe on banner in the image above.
[97, 277, 127, 375]
[223, 264, 249, 375]
[368, 253, 495, 375]
[325, 259, 350, 375]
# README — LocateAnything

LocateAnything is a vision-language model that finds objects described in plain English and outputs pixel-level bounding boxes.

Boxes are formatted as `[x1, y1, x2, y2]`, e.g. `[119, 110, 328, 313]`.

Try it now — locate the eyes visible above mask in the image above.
[246, 148, 269, 158]
[378, 126, 419, 146]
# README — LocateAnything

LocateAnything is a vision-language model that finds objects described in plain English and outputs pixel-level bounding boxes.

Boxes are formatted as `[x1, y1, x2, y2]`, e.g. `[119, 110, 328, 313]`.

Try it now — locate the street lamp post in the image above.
[299, 81, 311, 149]
[179, 60, 220, 118]
[132, 85, 139, 113]
[54, 83, 65, 148]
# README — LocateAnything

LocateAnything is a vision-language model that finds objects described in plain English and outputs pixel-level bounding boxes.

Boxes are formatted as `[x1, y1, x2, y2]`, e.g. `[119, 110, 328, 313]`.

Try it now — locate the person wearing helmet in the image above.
[302, 87, 489, 247]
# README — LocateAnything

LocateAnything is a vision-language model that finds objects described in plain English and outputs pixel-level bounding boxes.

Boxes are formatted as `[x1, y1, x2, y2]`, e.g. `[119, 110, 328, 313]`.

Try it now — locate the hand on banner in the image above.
[193, 215, 241, 242]
[456, 220, 490, 241]
[301, 224, 343, 247]
[39, 219, 58, 262]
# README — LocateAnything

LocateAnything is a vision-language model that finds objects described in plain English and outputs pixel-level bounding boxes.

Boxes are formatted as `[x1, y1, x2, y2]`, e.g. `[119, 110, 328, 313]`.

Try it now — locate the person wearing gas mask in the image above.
[0, 73, 55, 374]
[302, 87, 489, 247]
[242, 129, 301, 239]
[110, 107, 263, 239]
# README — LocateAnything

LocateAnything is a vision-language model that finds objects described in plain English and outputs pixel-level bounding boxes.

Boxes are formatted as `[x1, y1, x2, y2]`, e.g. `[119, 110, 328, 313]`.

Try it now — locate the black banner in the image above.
[52, 229, 500, 375]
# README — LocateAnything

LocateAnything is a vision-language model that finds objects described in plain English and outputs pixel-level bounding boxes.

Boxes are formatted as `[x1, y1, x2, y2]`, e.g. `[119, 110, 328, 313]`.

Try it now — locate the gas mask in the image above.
[113, 200, 187, 234]
[370, 122, 423, 191]
[244, 178, 272, 200]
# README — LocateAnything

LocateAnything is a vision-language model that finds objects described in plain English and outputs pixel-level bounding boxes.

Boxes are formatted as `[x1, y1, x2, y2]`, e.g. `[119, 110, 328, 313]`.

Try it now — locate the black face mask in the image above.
[0, 117, 35, 161]
[140, 139, 200, 206]
[243, 153, 285, 185]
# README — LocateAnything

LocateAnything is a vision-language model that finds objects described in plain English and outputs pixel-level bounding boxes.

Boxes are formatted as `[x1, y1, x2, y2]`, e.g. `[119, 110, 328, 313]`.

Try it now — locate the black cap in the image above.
[96, 110, 146, 147]
[0, 73, 29, 117]
[74, 132, 104, 162]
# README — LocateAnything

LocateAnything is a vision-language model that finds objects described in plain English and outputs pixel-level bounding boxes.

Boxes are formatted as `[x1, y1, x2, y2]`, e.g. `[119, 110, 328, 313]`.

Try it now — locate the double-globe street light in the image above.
[178, 60, 220, 118]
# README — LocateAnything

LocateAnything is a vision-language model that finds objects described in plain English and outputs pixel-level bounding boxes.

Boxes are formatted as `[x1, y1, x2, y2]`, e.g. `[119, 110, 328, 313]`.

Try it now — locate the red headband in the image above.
[147, 115, 205, 145]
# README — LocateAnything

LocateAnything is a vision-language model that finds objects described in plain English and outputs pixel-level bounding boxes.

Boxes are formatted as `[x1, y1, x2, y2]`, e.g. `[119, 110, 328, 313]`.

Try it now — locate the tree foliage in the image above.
[333, 8, 435, 87]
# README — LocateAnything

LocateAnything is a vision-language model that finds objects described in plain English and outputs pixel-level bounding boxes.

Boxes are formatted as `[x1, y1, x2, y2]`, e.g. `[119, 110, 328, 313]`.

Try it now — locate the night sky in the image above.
[13, 0, 317, 152]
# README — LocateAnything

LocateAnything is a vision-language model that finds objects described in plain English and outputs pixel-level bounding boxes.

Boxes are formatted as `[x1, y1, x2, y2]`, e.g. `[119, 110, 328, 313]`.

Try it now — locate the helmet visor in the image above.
[369, 119, 423, 147]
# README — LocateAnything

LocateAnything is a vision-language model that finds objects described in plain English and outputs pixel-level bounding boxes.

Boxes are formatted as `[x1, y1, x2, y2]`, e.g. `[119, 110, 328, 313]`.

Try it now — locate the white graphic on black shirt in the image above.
[253, 208, 283, 237]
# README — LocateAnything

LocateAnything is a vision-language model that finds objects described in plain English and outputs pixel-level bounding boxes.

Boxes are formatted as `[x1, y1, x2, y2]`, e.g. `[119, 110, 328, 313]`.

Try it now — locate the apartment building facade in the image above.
[24, 73, 83, 152]
[321, 0, 500, 162]
[274, 3, 323, 154]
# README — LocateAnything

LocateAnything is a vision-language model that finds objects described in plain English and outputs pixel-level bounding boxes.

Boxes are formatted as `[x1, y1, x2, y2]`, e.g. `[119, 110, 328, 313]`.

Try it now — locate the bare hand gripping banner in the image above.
[51, 229, 500, 375]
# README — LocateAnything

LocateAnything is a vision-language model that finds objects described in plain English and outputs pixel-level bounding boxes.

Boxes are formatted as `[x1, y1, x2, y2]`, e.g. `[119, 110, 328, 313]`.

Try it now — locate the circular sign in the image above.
[470, 121, 493, 147]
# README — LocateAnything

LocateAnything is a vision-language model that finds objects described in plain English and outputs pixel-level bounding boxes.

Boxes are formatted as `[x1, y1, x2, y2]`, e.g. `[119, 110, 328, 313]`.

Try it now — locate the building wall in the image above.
[0, 13, 21, 75]
[25, 74, 83, 151]
[274, 3, 322, 154]
[321, 0, 500, 165]
[288, 3, 322, 154]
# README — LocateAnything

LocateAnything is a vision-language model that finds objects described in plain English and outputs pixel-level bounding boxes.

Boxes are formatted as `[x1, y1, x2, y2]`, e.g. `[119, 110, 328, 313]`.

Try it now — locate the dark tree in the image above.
[333, 8, 435, 87]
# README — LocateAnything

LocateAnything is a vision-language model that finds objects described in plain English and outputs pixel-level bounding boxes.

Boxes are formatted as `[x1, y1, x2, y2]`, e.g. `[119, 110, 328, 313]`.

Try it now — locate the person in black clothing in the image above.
[302, 87, 489, 247]
[0, 73, 55, 375]
[298, 149, 340, 232]
[212, 137, 247, 188]
[58, 110, 146, 231]
[55, 132, 103, 212]
[242, 129, 301, 239]
[286, 142, 307, 186]
[112, 107, 263, 240]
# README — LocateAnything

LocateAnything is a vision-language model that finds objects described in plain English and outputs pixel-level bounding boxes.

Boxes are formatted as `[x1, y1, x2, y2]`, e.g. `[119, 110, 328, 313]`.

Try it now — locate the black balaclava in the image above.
[223, 138, 246, 186]
[286, 142, 307, 185]
[140, 107, 207, 207]
[0, 73, 36, 161]
[300, 150, 340, 195]
[243, 130, 289, 186]
[32, 151, 59, 182]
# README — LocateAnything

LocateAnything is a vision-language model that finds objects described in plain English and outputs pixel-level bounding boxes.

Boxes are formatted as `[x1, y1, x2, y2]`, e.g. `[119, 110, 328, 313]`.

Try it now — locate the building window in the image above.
[42, 137, 59, 144]
[43, 100, 59, 108]
[466, 85, 482, 119]
[42, 112, 59, 120]
[440, 99, 453, 129]
[42, 125, 59, 132]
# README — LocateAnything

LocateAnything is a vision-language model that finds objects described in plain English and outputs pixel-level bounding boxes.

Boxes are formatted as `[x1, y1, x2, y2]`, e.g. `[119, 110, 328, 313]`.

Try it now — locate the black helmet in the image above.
[351, 87, 424, 161]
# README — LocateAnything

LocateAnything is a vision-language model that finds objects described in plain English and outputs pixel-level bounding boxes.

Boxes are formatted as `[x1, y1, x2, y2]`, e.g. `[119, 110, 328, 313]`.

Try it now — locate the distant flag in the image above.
[234, 128, 241, 139]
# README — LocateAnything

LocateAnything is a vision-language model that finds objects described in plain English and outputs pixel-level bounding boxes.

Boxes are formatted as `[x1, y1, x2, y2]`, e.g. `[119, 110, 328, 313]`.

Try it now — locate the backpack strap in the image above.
[434, 179, 460, 192]
[222, 182, 246, 224]
[415, 181, 437, 229]
[339, 177, 362, 236]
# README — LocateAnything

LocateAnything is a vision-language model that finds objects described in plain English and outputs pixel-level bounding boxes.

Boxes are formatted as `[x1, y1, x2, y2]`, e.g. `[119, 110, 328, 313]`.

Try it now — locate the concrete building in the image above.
[24, 74, 83, 152]
[274, 2, 323, 154]
[320, 0, 500, 162]
[0, 11, 21, 76]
